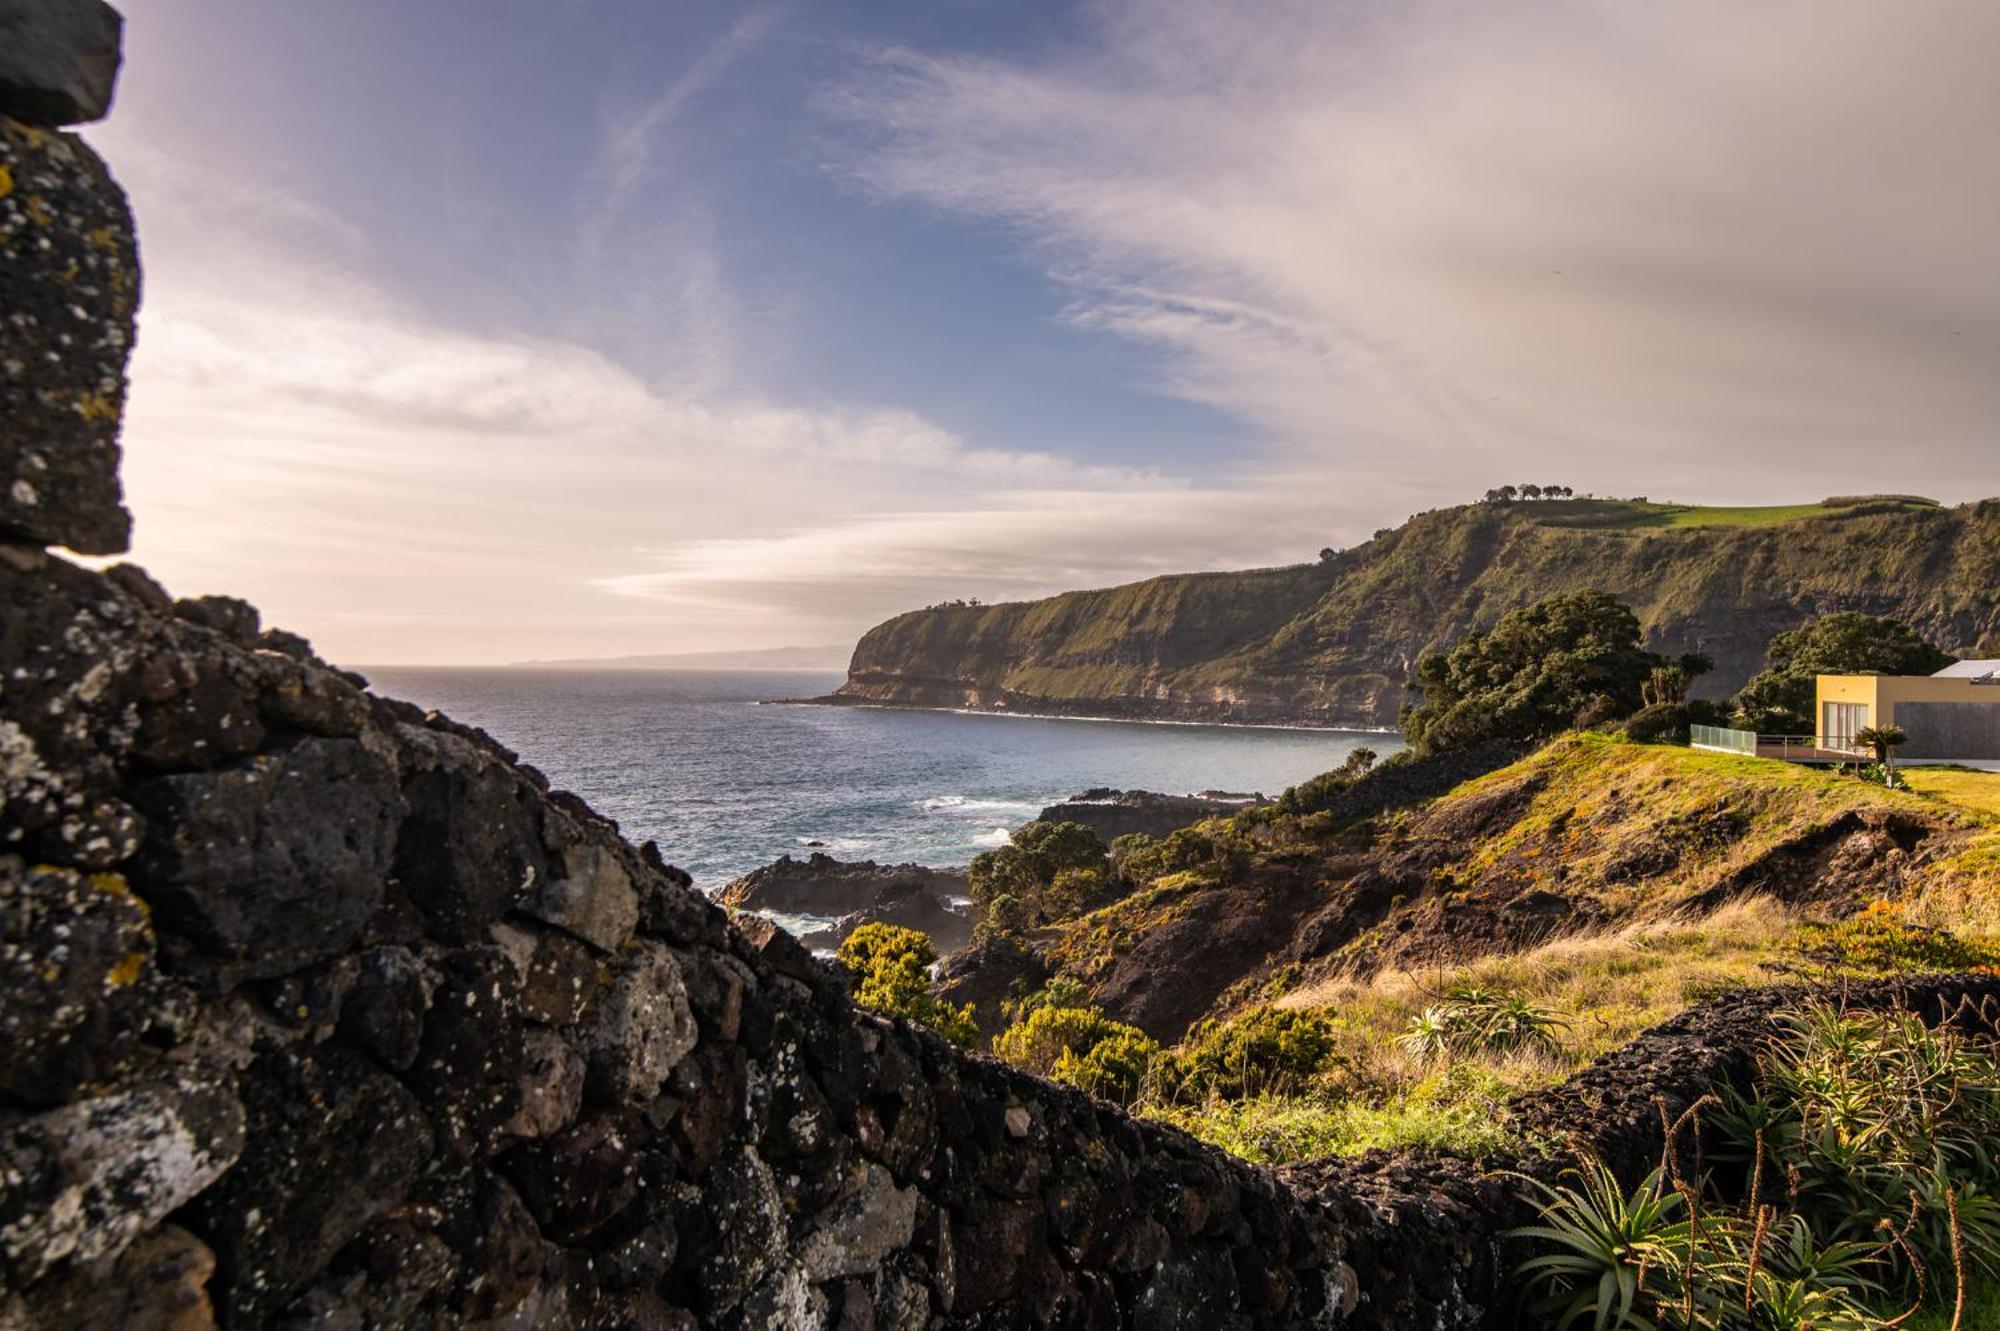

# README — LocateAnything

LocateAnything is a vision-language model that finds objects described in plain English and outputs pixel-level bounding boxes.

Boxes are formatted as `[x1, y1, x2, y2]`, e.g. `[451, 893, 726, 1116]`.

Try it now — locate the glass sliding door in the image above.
[1822, 701, 1869, 750]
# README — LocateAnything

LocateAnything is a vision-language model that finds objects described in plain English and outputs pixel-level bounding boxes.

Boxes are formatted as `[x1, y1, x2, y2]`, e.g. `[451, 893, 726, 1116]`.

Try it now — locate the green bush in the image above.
[1153, 1004, 1343, 1101]
[1400, 591, 1668, 756]
[1107, 820, 1254, 890]
[1053, 1029, 1160, 1106]
[1733, 613, 1954, 734]
[1621, 701, 1689, 744]
[991, 998, 1158, 1107]
[836, 923, 978, 1048]
[968, 820, 1108, 933]
[1275, 747, 1379, 815]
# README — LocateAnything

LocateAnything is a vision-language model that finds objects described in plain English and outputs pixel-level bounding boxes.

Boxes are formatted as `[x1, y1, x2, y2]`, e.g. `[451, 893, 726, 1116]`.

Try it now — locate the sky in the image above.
[92, 0, 2000, 665]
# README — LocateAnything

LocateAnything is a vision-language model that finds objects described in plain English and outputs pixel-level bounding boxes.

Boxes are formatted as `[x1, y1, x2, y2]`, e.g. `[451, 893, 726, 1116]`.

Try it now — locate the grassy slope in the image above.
[838, 497, 2000, 726]
[1010, 738, 2000, 1161]
[1105, 744, 2000, 1329]
[1904, 765, 2000, 817]
[1029, 736, 1997, 1039]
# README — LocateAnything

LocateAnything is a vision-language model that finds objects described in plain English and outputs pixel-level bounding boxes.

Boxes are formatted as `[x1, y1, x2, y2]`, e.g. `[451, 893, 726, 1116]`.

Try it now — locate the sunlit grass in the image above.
[1904, 765, 2000, 819]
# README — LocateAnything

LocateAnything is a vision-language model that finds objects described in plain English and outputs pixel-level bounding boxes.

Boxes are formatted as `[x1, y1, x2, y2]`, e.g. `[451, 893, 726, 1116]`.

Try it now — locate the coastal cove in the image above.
[363, 667, 1396, 887]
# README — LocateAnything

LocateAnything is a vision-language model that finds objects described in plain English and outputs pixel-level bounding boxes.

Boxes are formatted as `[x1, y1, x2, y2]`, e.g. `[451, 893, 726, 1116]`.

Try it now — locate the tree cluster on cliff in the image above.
[1732, 612, 1957, 733]
[1481, 483, 1576, 502]
[1400, 591, 1707, 755]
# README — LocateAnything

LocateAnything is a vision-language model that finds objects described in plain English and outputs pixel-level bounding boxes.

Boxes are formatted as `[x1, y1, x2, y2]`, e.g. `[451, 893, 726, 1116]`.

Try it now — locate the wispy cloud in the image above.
[831, 0, 2000, 500]
[101, 117, 1232, 664]
[588, 7, 786, 217]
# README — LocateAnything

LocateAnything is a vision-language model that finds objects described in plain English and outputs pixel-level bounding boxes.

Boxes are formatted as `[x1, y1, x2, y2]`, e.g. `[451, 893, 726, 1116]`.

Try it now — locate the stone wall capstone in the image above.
[0, 0, 136, 555]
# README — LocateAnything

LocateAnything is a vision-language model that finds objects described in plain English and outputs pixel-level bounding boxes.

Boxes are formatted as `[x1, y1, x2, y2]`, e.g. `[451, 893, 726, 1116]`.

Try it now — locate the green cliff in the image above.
[833, 496, 2000, 727]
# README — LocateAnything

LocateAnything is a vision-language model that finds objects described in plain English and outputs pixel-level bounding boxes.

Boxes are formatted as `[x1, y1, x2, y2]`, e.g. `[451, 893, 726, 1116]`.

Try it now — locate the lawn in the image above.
[1529, 497, 1938, 531]
[1903, 765, 2000, 818]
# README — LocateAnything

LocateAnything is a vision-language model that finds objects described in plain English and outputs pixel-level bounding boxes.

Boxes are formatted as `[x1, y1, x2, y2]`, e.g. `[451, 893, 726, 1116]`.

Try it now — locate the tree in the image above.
[837, 923, 978, 1046]
[1400, 590, 1663, 755]
[1519, 483, 1544, 500]
[1854, 724, 1908, 783]
[968, 820, 1109, 932]
[1732, 614, 1955, 734]
[1640, 665, 1691, 708]
[1497, 484, 1519, 502]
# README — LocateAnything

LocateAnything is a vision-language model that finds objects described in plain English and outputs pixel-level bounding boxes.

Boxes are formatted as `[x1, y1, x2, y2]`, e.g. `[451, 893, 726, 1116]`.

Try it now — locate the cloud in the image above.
[96, 117, 1232, 666]
[831, 0, 2000, 501]
[590, 485, 1348, 627]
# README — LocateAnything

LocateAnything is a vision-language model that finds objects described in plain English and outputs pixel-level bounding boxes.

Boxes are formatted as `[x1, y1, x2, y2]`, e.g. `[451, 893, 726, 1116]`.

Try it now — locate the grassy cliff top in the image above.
[1527, 494, 1942, 531]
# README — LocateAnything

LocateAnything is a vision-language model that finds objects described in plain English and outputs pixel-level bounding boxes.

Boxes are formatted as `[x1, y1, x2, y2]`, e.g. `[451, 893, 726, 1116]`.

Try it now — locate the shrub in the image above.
[1733, 613, 1954, 734]
[1153, 1004, 1344, 1101]
[1399, 986, 1566, 1059]
[968, 820, 1108, 932]
[991, 999, 1158, 1107]
[1001, 975, 1093, 1026]
[1276, 747, 1380, 815]
[1621, 701, 1689, 744]
[836, 923, 978, 1047]
[1107, 820, 1252, 889]
[1052, 1029, 1160, 1105]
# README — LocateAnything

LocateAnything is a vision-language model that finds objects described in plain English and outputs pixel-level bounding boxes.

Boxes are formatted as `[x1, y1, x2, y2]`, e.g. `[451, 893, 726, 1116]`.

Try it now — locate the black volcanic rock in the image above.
[0, 0, 122, 126]
[0, 118, 136, 553]
[719, 852, 974, 953]
[1030, 787, 1269, 844]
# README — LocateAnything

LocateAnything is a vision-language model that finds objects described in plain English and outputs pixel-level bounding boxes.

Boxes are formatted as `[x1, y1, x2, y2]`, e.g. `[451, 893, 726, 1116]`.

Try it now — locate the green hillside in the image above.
[832, 495, 2000, 727]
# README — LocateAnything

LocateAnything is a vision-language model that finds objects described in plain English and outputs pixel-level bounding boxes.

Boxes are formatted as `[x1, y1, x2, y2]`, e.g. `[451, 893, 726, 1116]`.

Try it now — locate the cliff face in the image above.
[834, 500, 2000, 728]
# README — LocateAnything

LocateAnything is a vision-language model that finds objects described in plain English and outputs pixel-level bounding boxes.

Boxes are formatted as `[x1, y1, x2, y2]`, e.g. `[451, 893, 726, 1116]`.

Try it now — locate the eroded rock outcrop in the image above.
[1029, 790, 1270, 846]
[719, 854, 974, 954]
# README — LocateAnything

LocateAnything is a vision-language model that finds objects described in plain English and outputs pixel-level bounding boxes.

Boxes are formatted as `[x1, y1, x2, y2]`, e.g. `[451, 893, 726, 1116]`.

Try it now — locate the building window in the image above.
[1823, 701, 1869, 749]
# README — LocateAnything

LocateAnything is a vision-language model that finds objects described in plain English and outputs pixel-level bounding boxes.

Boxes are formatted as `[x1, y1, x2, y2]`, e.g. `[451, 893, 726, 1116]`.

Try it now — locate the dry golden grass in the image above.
[1274, 895, 1798, 1088]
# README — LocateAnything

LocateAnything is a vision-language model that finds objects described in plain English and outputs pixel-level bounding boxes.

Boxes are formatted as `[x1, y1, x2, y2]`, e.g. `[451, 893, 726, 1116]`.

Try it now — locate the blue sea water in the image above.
[361, 668, 1397, 890]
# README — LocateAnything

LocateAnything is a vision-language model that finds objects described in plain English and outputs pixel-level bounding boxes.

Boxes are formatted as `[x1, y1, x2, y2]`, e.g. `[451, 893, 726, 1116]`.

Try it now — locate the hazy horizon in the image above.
[95, 1, 2000, 665]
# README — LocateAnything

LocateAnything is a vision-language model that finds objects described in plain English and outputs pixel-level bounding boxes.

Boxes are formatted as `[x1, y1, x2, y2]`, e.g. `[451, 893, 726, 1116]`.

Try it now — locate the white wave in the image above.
[918, 794, 1047, 816]
[752, 909, 843, 938]
[794, 835, 875, 855]
[971, 826, 1013, 848]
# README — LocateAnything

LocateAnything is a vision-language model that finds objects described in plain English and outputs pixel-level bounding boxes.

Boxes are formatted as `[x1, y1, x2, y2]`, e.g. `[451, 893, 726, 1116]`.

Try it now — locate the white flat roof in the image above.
[1934, 660, 2000, 680]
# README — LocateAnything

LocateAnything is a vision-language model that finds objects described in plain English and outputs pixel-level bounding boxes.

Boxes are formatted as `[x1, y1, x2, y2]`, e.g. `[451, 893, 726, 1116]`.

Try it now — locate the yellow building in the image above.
[1815, 661, 2000, 760]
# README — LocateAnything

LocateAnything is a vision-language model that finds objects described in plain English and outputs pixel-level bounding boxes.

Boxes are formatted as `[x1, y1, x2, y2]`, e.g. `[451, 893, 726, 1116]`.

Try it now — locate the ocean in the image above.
[362, 668, 1397, 890]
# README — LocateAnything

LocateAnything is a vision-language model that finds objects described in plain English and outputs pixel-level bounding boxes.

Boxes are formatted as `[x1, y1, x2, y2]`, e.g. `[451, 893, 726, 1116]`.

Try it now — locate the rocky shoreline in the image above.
[718, 855, 975, 954]
[781, 690, 1401, 732]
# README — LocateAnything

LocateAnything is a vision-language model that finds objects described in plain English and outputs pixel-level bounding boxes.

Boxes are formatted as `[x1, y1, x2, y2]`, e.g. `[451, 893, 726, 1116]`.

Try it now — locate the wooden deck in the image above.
[1755, 740, 1866, 763]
